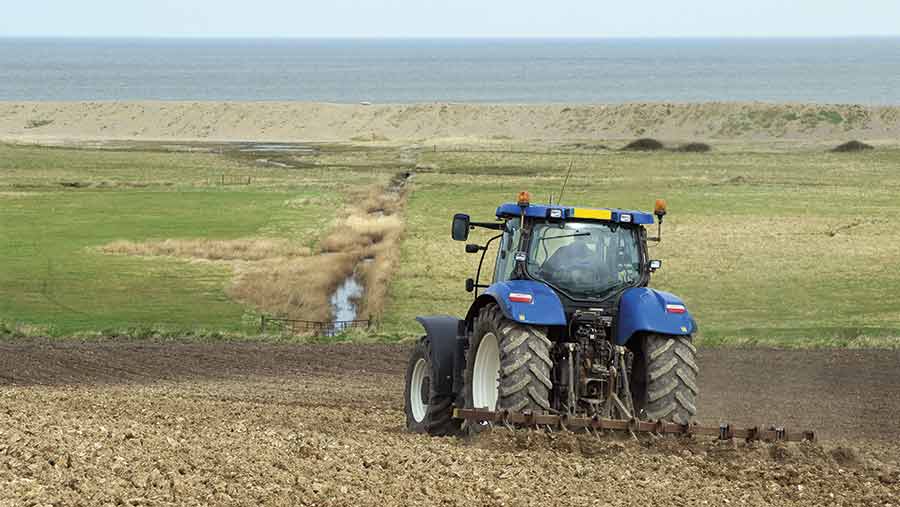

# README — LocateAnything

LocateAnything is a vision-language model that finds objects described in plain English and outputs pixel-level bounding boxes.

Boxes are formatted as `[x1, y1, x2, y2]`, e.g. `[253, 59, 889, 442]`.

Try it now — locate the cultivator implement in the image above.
[454, 408, 816, 443]
[406, 195, 817, 444]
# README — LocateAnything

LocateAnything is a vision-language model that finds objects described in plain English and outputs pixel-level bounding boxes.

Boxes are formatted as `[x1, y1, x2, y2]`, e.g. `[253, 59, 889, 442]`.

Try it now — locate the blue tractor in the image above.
[404, 192, 698, 436]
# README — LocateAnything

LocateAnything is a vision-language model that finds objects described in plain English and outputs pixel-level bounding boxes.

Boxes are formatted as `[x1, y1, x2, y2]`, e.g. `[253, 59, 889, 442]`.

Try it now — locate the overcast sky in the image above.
[3, 0, 900, 38]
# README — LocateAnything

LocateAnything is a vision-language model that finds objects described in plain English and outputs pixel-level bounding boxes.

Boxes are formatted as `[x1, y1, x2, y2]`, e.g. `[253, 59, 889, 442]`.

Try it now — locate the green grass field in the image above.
[0, 143, 397, 336]
[2, 141, 899, 347]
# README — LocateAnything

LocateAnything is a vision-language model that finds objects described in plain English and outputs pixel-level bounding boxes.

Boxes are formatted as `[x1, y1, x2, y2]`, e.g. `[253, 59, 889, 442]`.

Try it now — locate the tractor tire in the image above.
[403, 338, 460, 436]
[464, 304, 553, 414]
[632, 333, 698, 424]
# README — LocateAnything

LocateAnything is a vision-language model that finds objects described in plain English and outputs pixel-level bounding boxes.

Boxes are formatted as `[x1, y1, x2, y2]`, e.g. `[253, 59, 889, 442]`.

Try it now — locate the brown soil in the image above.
[1, 341, 898, 506]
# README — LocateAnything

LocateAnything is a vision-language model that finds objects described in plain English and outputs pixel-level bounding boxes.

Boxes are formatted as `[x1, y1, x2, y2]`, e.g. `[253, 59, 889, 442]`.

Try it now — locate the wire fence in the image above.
[208, 174, 253, 186]
[259, 315, 371, 337]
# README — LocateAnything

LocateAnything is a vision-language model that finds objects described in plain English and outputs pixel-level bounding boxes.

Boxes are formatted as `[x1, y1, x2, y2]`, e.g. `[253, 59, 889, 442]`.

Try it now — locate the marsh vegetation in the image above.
[2, 140, 899, 347]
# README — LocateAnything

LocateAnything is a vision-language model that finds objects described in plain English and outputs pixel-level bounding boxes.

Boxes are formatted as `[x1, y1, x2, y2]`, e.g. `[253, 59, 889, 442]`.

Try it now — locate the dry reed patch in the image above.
[99, 238, 311, 261]
[319, 215, 404, 253]
[227, 253, 357, 323]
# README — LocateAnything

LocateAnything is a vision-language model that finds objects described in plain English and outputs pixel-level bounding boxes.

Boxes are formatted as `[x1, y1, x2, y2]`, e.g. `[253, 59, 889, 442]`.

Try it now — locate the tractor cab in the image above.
[453, 193, 662, 309]
[453, 194, 660, 305]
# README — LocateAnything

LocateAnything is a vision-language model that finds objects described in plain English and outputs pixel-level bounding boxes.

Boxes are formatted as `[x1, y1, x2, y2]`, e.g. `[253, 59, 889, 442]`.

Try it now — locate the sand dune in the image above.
[1, 101, 898, 143]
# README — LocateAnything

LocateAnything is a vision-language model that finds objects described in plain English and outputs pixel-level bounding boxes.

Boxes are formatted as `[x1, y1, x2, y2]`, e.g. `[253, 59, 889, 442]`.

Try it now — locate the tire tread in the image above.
[403, 338, 461, 436]
[640, 333, 698, 424]
[464, 303, 552, 417]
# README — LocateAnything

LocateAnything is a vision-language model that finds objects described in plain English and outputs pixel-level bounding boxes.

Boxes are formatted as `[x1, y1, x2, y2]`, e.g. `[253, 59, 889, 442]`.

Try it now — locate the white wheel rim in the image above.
[410, 358, 428, 423]
[472, 332, 500, 409]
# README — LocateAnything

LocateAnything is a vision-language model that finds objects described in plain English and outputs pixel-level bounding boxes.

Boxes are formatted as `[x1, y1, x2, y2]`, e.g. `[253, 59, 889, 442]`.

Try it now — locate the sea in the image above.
[1, 37, 899, 104]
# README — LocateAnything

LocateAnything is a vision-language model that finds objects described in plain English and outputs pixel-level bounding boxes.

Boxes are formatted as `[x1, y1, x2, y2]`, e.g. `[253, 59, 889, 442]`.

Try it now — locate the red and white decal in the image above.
[665, 304, 686, 314]
[509, 293, 533, 304]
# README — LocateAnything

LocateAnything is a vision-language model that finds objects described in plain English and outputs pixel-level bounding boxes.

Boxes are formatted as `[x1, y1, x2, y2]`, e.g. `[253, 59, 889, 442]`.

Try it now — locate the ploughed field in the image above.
[1, 341, 898, 506]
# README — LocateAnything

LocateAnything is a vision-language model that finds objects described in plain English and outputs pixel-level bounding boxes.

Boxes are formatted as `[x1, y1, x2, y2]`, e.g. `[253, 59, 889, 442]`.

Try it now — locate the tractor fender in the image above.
[465, 280, 567, 327]
[414, 315, 464, 397]
[615, 288, 697, 345]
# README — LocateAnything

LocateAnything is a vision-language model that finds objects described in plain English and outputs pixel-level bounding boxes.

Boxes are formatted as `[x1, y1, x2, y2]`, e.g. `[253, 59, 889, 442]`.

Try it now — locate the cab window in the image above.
[493, 218, 520, 283]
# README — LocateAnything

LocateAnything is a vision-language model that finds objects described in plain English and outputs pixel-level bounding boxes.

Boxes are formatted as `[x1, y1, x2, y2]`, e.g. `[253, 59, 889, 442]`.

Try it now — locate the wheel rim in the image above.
[472, 332, 500, 409]
[410, 358, 428, 423]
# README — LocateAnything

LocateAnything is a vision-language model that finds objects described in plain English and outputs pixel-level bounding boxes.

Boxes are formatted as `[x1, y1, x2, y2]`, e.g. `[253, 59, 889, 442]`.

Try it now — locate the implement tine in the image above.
[746, 426, 759, 443]
[501, 410, 515, 432]
[719, 423, 732, 441]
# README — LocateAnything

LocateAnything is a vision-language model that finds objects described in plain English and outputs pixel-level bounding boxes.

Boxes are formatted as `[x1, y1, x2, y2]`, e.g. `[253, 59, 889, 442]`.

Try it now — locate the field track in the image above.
[1, 341, 898, 505]
[2, 342, 898, 440]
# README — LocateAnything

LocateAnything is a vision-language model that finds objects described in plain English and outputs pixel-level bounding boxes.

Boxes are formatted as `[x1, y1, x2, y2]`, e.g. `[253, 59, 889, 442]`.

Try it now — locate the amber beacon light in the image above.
[654, 199, 667, 219]
[517, 191, 531, 207]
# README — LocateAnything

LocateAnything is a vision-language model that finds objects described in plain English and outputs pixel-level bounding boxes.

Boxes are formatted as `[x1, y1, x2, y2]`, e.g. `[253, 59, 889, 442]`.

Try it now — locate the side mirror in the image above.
[648, 259, 662, 272]
[451, 213, 470, 241]
[465, 278, 475, 292]
[465, 244, 481, 254]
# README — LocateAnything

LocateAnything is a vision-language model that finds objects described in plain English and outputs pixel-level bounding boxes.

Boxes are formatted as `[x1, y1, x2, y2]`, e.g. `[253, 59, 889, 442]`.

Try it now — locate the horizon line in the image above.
[2, 34, 900, 40]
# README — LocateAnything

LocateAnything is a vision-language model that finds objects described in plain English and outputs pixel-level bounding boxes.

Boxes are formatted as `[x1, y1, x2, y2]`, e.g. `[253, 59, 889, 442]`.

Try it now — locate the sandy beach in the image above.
[1, 101, 898, 144]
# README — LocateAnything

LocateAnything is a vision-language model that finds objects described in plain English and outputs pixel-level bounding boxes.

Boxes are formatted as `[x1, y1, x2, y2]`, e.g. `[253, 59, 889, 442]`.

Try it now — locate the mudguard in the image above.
[615, 287, 697, 345]
[414, 316, 464, 397]
[469, 280, 567, 326]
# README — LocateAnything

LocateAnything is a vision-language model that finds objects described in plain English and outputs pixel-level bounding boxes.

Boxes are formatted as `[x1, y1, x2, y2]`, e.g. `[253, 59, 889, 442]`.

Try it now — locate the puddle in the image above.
[330, 276, 364, 332]
[255, 158, 292, 168]
[239, 144, 316, 153]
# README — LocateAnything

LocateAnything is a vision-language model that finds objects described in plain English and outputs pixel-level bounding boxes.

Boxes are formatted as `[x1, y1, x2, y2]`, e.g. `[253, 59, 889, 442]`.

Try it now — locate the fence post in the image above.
[260, 315, 266, 332]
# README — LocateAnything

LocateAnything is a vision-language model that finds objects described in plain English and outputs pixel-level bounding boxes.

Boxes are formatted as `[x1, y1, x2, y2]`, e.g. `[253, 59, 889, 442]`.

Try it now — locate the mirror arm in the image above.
[470, 221, 504, 231]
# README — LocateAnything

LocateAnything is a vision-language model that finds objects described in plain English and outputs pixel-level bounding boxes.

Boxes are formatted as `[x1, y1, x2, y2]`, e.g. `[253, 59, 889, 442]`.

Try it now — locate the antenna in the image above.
[557, 160, 575, 205]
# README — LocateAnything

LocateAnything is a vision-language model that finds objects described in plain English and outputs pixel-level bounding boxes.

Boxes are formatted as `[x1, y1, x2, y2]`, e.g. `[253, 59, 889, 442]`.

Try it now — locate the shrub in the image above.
[622, 138, 664, 151]
[25, 118, 54, 129]
[676, 142, 712, 153]
[831, 140, 873, 153]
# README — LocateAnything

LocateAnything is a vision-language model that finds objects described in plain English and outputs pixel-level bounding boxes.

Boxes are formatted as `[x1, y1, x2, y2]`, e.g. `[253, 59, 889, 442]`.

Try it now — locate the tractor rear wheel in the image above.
[464, 304, 552, 415]
[632, 333, 698, 424]
[403, 338, 460, 435]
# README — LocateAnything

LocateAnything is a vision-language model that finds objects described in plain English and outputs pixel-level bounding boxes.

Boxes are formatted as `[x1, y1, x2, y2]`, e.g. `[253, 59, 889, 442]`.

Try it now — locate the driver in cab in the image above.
[540, 232, 607, 286]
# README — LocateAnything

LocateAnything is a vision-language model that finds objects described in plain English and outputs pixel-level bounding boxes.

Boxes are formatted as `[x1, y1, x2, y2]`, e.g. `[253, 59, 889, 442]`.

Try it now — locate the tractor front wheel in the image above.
[404, 338, 460, 435]
[464, 304, 552, 415]
[632, 333, 699, 424]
